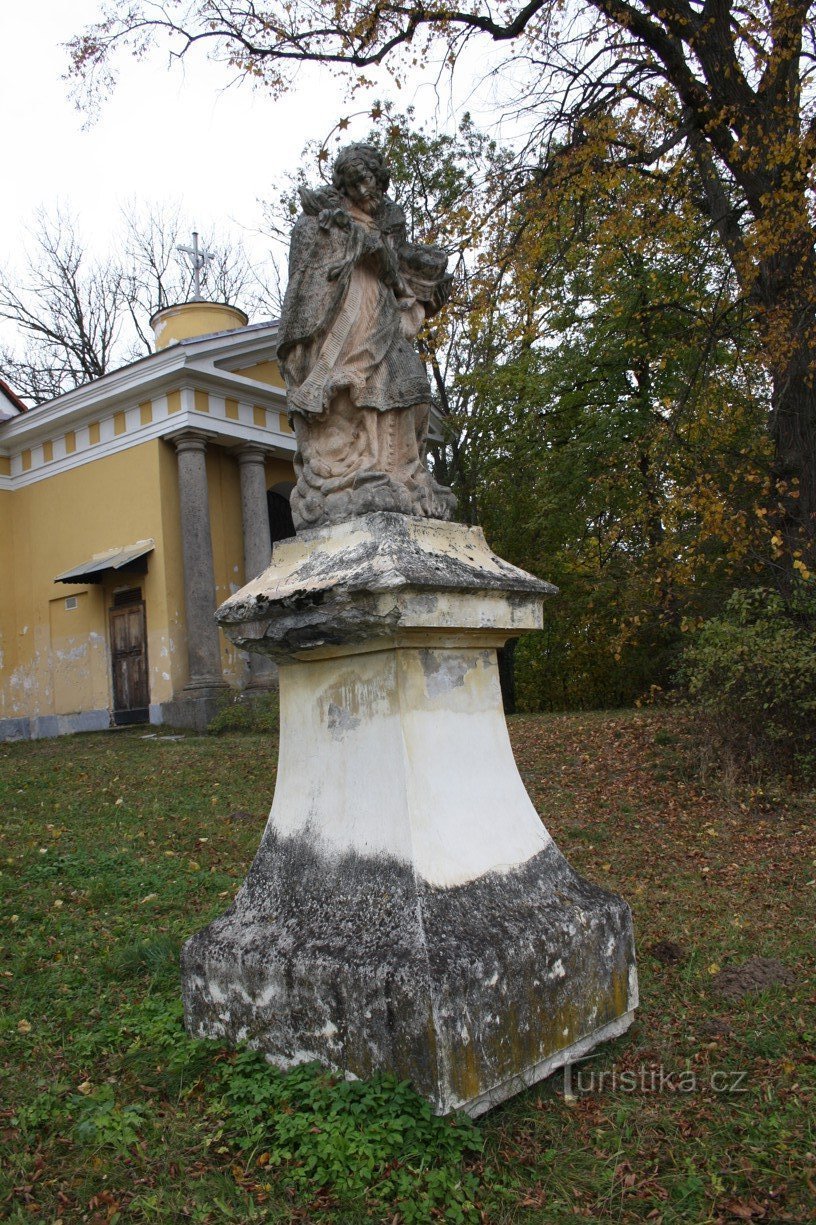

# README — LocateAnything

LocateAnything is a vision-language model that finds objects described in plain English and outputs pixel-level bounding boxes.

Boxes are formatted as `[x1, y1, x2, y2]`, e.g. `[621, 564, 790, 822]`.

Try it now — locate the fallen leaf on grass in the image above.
[722, 1199, 767, 1220]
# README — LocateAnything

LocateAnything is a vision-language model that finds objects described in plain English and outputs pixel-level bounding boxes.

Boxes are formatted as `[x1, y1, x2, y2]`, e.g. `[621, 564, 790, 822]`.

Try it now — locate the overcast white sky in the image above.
[0, 3, 495, 299]
[1, 3, 352, 275]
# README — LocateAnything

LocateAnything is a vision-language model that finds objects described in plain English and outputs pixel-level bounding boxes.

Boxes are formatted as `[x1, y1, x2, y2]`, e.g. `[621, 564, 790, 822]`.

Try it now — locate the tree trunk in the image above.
[769, 352, 816, 581]
[756, 238, 816, 583]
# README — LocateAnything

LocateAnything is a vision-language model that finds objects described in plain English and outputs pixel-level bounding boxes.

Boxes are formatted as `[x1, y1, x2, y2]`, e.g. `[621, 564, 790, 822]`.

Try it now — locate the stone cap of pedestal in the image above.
[216, 512, 557, 661]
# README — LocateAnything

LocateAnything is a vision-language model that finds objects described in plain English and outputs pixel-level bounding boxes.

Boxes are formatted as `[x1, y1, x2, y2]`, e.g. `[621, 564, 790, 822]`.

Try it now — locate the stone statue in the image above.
[185, 143, 637, 1120]
[276, 143, 457, 530]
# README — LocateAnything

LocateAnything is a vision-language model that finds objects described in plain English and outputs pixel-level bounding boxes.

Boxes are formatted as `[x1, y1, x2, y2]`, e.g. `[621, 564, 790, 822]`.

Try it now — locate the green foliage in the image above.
[514, 610, 681, 712]
[12, 1085, 66, 1136]
[218, 1048, 482, 1222]
[455, 115, 771, 709]
[15, 991, 482, 1221]
[680, 584, 816, 781]
[71, 1083, 149, 1153]
[208, 690, 280, 735]
[16, 1078, 151, 1156]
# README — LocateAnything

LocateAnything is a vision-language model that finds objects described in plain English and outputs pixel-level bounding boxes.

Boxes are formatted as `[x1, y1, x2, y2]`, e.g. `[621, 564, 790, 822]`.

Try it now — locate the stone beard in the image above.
[276, 144, 457, 530]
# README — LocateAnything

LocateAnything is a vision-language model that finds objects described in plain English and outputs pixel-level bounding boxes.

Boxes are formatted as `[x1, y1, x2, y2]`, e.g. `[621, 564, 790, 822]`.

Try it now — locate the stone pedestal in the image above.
[181, 513, 638, 1115]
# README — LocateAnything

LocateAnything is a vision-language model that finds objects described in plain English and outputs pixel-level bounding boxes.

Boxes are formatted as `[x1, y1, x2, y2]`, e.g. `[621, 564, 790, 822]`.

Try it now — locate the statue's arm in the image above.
[398, 240, 452, 316]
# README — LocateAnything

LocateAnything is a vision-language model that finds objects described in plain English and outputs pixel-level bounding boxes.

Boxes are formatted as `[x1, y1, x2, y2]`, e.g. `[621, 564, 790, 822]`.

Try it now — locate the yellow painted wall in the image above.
[49, 592, 96, 715]
[0, 441, 174, 723]
[265, 456, 296, 490]
[152, 302, 248, 350]
[235, 359, 285, 389]
[0, 489, 18, 719]
[1, 431, 297, 728]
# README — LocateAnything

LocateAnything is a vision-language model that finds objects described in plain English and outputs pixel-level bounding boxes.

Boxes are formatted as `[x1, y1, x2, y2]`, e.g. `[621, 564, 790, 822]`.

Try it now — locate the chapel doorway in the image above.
[267, 483, 295, 545]
[109, 589, 150, 725]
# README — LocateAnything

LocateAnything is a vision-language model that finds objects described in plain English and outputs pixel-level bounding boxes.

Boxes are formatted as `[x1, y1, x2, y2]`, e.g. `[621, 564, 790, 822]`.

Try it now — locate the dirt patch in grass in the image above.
[647, 939, 688, 965]
[711, 957, 795, 1000]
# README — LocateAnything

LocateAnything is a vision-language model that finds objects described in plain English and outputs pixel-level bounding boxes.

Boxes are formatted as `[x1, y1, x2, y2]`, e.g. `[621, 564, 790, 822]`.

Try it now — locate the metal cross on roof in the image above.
[176, 230, 215, 301]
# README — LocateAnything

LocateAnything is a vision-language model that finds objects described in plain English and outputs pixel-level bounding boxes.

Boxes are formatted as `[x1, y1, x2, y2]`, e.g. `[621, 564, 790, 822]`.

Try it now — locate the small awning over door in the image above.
[54, 540, 154, 584]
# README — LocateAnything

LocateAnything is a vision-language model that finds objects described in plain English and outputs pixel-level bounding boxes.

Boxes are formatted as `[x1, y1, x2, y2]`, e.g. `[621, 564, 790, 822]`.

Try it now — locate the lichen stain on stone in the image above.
[407, 592, 439, 615]
[445, 1026, 482, 1104]
[611, 964, 631, 1017]
[183, 831, 636, 1117]
[443, 972, 629, 1106]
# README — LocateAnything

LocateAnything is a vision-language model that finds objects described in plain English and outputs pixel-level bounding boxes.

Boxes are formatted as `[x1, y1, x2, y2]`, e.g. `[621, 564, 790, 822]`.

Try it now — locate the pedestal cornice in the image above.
[216, 512, 558, 661]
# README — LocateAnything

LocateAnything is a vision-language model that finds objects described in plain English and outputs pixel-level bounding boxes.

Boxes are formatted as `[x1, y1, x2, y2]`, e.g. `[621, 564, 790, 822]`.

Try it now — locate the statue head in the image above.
[332, 144, 390, 213]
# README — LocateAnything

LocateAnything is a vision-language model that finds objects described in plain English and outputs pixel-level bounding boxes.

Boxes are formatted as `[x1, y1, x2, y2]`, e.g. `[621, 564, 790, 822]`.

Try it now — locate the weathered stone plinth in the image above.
[181, 513, 638, 1115]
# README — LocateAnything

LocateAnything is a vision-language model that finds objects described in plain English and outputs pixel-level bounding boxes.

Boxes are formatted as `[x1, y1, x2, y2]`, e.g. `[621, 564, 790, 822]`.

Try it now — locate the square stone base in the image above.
[182, 833, 637, 1116]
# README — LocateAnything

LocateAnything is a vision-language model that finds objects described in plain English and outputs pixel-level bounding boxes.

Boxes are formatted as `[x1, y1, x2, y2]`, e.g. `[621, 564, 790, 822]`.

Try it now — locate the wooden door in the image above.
[109, 600, 149, 725]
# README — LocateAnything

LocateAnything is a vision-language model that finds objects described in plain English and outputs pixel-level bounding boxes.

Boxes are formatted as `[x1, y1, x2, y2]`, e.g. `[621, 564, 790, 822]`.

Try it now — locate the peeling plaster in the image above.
[55, 644, 89, 663]
[326, 701, 361, 740]
[419, 649, 478, 699]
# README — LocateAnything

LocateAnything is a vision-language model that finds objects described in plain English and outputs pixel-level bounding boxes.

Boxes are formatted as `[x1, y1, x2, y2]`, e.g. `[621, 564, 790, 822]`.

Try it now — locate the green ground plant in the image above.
[1, 715, 813, 1221]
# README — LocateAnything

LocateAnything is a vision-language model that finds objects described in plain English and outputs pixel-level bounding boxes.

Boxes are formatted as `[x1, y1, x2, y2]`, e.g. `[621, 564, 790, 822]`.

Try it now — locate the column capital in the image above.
[235, 443, 271, 467]
[171, 429, 210, 456]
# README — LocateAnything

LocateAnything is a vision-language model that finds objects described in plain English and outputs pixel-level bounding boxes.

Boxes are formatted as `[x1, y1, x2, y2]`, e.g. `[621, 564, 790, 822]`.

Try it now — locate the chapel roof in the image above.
[0, 378, 28, 417]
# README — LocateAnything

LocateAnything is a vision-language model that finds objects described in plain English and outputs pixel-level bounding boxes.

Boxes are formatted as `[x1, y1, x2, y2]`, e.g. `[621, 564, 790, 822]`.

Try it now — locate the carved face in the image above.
[340, 160, 382, 214]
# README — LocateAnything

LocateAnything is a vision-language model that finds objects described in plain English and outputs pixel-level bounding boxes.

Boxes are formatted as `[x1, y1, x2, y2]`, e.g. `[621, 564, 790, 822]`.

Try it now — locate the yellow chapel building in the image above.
[0, 302, 298, 740]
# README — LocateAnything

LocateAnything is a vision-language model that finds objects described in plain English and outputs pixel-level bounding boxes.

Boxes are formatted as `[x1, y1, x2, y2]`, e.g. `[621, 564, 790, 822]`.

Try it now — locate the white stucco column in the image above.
[237, 444, 276, 688]
[174, 432, 227, 696]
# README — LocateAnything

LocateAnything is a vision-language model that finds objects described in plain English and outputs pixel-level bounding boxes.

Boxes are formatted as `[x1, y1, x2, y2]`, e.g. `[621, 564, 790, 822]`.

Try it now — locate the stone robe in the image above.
[277, 189, 456, 529]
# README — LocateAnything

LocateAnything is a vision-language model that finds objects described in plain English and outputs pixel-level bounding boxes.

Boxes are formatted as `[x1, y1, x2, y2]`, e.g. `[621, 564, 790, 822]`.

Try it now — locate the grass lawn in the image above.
[1, 709, 813, 1223]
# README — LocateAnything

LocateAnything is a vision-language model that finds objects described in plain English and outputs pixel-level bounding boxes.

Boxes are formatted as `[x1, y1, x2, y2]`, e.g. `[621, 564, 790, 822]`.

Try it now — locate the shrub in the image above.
[679, 585, 816, 782]
[208, 689, 280, 735]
